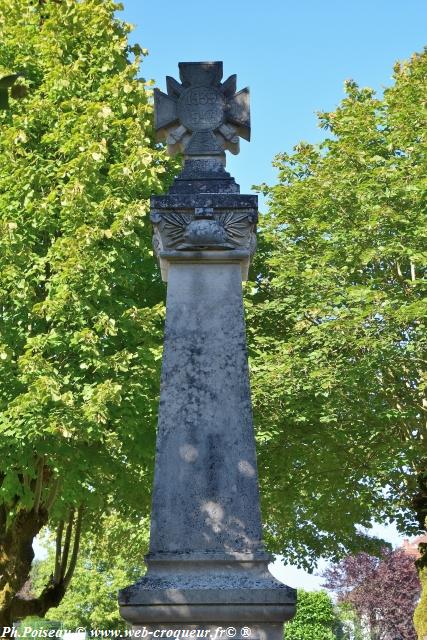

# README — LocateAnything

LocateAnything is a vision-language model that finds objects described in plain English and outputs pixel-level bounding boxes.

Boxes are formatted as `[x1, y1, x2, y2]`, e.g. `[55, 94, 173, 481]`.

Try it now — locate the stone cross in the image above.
[119, 62, 296, 640]
[154, 61, 249, 157]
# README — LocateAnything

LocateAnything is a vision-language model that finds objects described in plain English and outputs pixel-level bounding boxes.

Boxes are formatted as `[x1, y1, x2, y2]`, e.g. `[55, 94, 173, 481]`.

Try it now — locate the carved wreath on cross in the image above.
[154, 62, 250, 157]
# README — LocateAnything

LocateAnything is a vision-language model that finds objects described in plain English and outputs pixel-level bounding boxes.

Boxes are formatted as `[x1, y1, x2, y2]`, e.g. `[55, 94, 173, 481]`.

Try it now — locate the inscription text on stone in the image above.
[178, 87, 225, 132]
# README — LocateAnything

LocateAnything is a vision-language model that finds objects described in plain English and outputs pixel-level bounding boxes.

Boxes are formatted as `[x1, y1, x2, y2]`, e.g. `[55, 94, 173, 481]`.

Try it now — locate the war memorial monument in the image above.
[119, 61, 296, 640]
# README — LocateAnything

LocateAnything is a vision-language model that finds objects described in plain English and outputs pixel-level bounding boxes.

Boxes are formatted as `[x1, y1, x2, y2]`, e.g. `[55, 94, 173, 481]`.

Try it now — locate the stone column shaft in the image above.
[150, 260, 262, 556]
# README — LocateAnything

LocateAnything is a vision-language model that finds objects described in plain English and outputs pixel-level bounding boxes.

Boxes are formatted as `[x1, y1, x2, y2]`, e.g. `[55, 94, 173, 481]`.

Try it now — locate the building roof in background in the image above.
[401, 535, 427, 558]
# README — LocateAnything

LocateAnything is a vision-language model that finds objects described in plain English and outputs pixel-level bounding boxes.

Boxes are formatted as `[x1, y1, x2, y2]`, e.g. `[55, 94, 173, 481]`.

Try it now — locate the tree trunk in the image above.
[0, 505, 83, 629]
[0, 605, 13, 637]
[0, 504, 49, 627]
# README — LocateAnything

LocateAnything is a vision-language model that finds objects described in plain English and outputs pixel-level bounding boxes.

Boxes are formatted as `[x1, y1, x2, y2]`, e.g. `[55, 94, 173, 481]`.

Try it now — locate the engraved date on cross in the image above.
[178, 87, 224, 131]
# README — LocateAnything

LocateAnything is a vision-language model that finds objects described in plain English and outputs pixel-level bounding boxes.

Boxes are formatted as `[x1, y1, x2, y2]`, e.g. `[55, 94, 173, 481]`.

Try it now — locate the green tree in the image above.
[30, 514, 149, 630]
[285, 590, 338, 640]
[247, 48, 426, 568]
[0, 0, 176, 626]
[414, 558, 427, 640]
[335, 604, 366, 640]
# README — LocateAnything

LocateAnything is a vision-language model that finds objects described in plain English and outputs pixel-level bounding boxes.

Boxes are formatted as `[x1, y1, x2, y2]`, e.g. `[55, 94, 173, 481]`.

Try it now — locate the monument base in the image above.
[119, 553, 295, 640]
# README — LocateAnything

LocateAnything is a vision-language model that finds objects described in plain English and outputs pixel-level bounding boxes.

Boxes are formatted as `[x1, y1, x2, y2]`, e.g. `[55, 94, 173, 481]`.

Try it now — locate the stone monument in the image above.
[119, 61, 296, 640]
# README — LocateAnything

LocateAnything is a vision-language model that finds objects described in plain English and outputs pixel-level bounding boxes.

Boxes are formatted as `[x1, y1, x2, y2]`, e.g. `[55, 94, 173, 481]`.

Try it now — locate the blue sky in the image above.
[120, 0, 427, 200]
[270, 521, 404, 591]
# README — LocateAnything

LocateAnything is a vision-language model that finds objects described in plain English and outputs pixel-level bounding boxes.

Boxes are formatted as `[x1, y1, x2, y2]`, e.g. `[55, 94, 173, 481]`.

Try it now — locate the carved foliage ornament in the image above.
[154, 62, 250, 157]
[151, 209, 257, 256]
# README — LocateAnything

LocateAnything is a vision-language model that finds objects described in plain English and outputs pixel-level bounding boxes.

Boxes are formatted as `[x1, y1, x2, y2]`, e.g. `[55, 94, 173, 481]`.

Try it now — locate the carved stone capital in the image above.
[151, 207, 257, 282]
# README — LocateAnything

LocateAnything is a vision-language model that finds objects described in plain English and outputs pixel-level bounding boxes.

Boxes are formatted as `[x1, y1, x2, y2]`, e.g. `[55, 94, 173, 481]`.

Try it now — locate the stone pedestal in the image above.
[119, 62, 296, 640]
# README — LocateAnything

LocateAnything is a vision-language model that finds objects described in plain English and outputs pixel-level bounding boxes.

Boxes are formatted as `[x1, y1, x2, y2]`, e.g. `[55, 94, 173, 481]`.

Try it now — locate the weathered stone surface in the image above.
[154, 62, 250, 157]
[168, 159, 240, 194]
[150, 262, 262, 553]
[150, 159, 258, 283]
[119, 262, 296, 632]
[151, 212, 257, 282]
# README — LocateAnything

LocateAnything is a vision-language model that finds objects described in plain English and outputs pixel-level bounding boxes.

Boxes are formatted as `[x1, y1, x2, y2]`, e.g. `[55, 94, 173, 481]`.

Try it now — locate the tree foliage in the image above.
[322, 549, 420, 640]
[0, 0, 176, 626]
[31, 514, 149, 630]
[285, 590, 338, 640]
[247, 48, 427, 567]
[334, 603, 366, 640]
[414, 565, 427, 640]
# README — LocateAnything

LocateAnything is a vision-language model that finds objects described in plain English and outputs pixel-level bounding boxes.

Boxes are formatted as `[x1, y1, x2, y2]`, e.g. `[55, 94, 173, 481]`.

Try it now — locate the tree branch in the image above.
[59, 508, 74, 582]
[54, 520, 64, 584]
[45, 477, 60, 512]
[64, 506, 83, 588]
[33, 456, 45, 514]
[8, 506, 84, 624]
